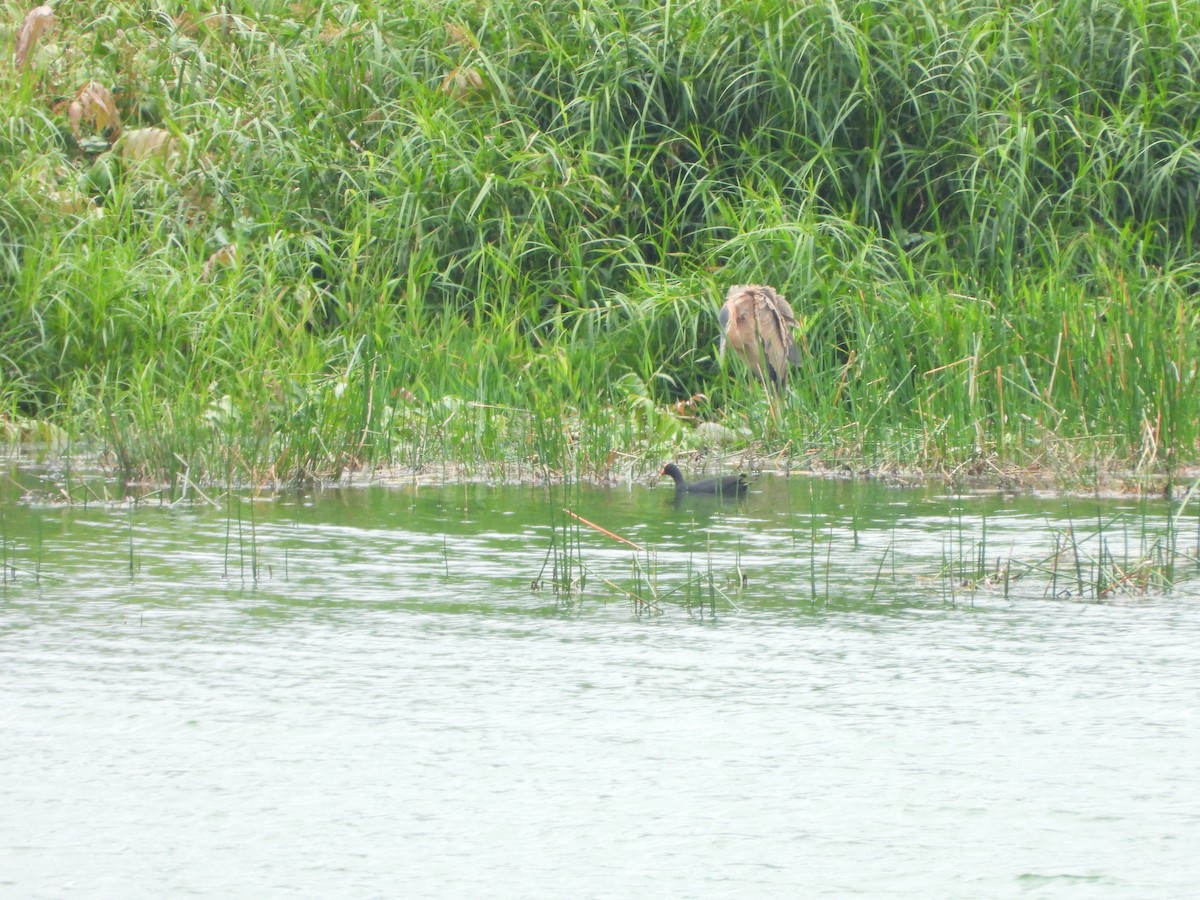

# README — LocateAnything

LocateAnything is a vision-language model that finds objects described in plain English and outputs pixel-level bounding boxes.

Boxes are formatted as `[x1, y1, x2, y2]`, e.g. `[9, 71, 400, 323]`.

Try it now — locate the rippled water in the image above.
[2, 473, 1199, 897]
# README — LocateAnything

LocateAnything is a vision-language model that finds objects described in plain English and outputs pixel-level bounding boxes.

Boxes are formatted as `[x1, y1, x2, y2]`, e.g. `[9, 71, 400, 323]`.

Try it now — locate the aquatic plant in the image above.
[2, 0, 1198, 485]
[532, 502, 738, 615]
[939, 499, 1200, 602]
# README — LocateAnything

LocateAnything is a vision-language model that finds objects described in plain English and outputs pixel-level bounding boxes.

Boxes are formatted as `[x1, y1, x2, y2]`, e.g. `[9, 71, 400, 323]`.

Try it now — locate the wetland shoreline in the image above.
[4, 1, 1199, 488]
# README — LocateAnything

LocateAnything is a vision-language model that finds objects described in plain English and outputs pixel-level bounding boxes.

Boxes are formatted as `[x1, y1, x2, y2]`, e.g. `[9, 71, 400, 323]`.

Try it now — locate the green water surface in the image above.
[2, 469, 1198, 897]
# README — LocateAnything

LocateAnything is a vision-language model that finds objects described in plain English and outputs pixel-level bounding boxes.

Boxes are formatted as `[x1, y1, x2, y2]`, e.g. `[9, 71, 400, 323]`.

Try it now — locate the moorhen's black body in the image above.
[660, 463, 751, 498]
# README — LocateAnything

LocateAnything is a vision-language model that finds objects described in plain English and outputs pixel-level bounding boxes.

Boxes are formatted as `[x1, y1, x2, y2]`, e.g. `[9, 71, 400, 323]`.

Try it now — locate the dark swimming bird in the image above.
[718, 284, 801, 389]
[660, 463, 751, 497]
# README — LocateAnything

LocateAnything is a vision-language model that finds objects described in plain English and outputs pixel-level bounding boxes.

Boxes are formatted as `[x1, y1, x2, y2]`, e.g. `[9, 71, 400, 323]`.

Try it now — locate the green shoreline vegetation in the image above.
[2, 0, 1199, 491]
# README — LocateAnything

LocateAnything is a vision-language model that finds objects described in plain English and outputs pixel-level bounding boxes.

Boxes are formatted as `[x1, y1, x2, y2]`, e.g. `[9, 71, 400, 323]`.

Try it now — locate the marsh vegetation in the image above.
[3, 0, 1199, 488]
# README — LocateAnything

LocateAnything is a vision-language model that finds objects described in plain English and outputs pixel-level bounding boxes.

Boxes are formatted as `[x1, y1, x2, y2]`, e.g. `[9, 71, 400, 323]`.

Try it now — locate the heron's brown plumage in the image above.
[718, 284, 801, 388]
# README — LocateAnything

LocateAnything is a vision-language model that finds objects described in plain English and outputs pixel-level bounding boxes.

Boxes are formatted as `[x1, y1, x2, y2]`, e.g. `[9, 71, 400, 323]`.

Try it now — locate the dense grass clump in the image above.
[2, 0, 1199, 486]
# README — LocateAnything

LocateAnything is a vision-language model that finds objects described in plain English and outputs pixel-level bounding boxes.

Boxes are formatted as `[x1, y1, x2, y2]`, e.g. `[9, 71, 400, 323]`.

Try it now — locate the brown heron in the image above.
[718, 284, 801, 389]
[660, 463, 751, 498]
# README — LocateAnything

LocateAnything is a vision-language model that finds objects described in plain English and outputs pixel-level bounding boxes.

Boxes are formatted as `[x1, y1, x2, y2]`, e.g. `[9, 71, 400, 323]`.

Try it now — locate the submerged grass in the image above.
[3, 0, 1200, 487]
[534, 501, 740, 616]
[3, 466, 1198, 606]
[938, 492, 1200, 603]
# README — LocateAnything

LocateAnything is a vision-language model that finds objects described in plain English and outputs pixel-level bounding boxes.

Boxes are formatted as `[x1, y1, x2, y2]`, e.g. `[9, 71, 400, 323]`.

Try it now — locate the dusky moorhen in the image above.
[660, 463, 750, 497]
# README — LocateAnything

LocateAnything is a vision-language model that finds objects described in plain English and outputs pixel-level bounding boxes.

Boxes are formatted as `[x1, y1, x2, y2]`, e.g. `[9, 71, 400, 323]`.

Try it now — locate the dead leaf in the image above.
[28, 165, 101, 217]
[445, 23, 478, 49]
[440, 66, 484, 100]
[45, 186, 100, 217]
[14, 5, 55, 69]
[68, 81, 120, 140]
[200, 244, 237, 282]
[116, 127, 177, 161]
[176, 12, 255, 40]
[318, 21, 345, 42]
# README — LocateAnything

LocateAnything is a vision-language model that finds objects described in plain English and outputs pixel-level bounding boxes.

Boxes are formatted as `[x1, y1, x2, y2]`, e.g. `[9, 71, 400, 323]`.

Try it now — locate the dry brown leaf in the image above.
[176, 12, 255, 39]
[316, 20, 367, 44]
[201, 12, 253, 33]
[116, 127, 177, 161]
[31, 166, 99, 217]
[318, 20, 345, 42]
[440, 66, 484, 100]
[14, 5, 56, 69]
[445, 23, 478, 49]
[200, 244, 237, 282]
[44, 186, 98, 216]
[68, 81, 120, 139]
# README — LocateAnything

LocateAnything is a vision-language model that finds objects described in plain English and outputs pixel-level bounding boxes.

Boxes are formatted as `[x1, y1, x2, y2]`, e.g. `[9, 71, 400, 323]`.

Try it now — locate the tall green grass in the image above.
[2, 0, 1198, 485]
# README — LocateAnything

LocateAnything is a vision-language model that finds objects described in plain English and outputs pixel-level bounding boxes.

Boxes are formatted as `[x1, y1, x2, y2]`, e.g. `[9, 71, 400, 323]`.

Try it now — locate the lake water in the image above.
[2, 469, 1199, 897]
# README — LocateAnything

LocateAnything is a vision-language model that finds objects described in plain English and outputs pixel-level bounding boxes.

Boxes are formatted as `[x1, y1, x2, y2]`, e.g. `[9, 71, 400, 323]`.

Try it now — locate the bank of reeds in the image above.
[3, 0, 1199, 487]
